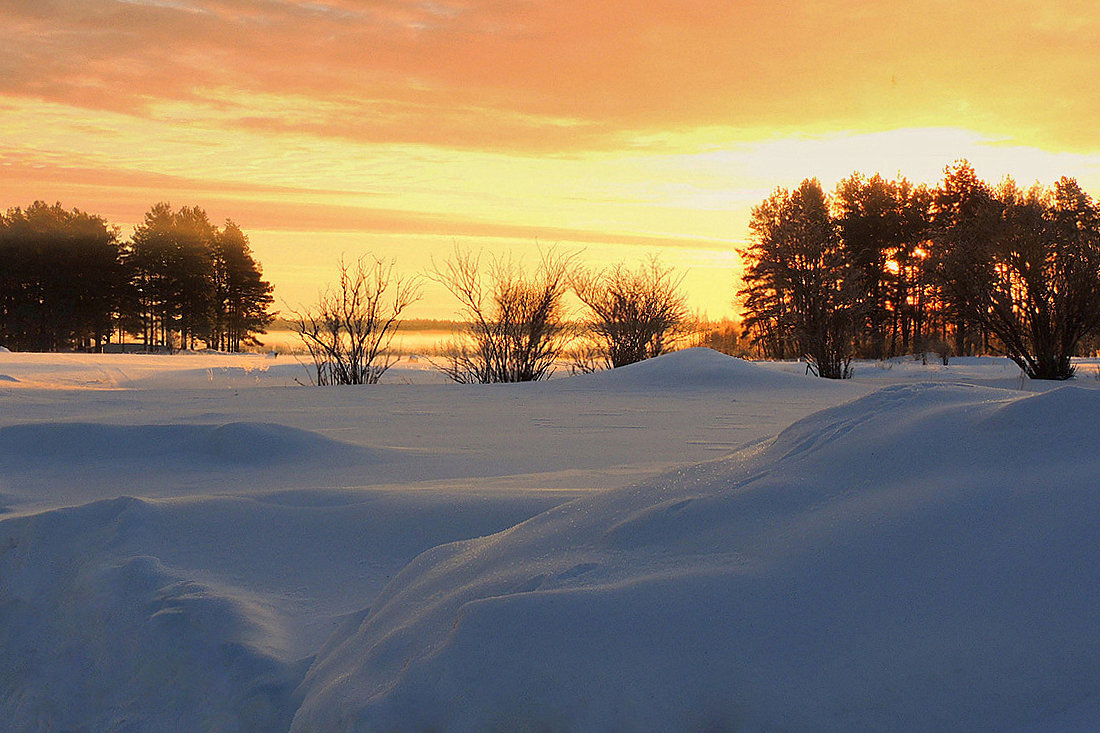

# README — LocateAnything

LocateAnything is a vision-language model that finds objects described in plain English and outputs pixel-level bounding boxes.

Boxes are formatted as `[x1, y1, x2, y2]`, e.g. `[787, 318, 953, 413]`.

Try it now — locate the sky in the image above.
[4, 0, 1100, 319]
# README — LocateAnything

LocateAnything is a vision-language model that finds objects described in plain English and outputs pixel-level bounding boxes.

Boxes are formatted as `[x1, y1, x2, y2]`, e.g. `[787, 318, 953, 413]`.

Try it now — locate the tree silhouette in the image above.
[432, 247, 574, 383]
[834, 173, 932, 358]
[0, 201, 273, 353]
[739, 179, 864, 378]
[210, 221, 274, 352]
[927, 161, 999, 357]
[127, 204, 272, 352]
[932, 170, 1100, 379]
[740, 163, 1100, 379]
[290, 256, 420, 385]
[0, 202, 124, 352]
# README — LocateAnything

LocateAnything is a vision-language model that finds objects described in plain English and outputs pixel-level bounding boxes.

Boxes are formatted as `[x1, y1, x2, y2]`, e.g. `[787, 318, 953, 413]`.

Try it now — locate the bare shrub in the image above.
[431, 247, 574, 383]
[572, 257, 691, 369]
[289, 256, 420, 385]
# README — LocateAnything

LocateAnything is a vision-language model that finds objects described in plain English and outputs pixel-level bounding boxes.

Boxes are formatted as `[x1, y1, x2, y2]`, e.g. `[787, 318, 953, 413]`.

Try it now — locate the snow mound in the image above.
[0, 497, 301, 732]
[0, 421, 368, 466]
[564, 347, 844, 391]
[294, 383, 1100, 732]
[980, 384, 1100, 437]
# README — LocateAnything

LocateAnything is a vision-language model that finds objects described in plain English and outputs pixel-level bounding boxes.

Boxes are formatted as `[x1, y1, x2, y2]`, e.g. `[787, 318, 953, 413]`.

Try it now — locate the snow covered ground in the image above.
[1, 349, 1098, 731]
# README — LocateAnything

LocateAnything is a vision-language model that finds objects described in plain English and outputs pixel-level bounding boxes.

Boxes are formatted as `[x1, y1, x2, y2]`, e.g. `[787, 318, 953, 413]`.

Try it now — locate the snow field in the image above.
[1, 348, 1099, 731]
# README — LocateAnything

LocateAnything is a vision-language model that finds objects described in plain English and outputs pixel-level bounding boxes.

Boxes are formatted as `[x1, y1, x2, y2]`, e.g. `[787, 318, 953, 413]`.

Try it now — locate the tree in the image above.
[290, 256, 420, 385]
[432, 247, 574, 383]
[172, 207, 219, 349]
[0, 202, 124, 352]
[126, 205, 273, 352]
[572, 256, 691, 368]
[737, 190, 798, 360]
[927, 162, 999, 358]
[932, 167, 1100, 379]
[834, 173, 932, 358]
[739, 179, 864, 378]
[0, 201, 273, 353]
[127, 203, 217, 351]
[210, 221, 275, 351]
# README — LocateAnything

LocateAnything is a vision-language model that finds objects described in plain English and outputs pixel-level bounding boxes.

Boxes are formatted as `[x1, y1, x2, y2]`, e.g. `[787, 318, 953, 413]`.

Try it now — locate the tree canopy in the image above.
[0, 201, 274, 353]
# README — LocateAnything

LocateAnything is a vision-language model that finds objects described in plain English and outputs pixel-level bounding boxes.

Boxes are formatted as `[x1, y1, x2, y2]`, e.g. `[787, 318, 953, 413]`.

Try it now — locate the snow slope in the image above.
[293, 383, 1100, 732]
[2, 349, 1099, 732]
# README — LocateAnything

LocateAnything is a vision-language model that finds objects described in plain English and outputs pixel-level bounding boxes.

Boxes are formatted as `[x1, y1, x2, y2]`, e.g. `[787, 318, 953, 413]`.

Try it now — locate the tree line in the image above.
[0, 201, 274, 352]
[739, 161, 1100, 379]
[15, 159, 1095, 383]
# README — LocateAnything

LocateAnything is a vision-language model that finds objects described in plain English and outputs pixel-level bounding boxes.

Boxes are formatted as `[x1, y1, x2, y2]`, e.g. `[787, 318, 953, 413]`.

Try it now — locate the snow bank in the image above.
[0, 497, 301, 732]
[561, 347, 840, 391]
[124, 363, 306, 389]
[0, 421, 369, 467]
[293, 383, 1100, 732]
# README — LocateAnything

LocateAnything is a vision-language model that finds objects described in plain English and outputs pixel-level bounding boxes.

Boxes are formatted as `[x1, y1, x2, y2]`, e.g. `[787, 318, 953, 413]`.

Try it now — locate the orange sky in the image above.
[4, 0, 1100, 318]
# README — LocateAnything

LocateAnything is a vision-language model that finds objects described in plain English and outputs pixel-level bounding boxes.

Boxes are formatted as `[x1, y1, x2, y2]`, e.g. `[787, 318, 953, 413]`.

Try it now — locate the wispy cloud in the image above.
[3, 1, 1098, 153]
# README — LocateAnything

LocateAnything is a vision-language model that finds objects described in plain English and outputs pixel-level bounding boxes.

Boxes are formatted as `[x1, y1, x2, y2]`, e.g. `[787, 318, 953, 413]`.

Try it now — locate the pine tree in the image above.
[210, 221, 274, 351]
[127, 203, 217, 351]
[0, 202, 123, 351]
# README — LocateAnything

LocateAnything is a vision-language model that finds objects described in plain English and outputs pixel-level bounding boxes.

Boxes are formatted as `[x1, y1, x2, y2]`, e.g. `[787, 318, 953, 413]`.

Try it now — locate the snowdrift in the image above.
[0, 420, 479, 510]
[294, 383, 1100, 732]
[123, 363, 306, 389]
[0, 490, 572, 732]
[561, 347, 844, 391]
[0, 497, 301, 732]
[0, 421, 369, 467]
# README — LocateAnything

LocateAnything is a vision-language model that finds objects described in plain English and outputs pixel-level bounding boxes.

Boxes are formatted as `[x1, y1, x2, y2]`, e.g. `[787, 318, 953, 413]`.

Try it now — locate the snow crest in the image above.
[562, 347, 845, 391]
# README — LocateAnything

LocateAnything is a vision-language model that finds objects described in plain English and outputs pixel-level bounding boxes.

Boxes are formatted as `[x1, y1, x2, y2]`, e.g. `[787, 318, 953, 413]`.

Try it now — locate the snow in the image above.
[561, 346, 849, 391]
[2, 348, 1099, 731]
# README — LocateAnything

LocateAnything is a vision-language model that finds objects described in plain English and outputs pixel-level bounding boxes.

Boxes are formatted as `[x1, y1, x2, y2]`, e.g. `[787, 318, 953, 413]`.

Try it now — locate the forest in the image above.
[739, 161, 1100, 379]
[0, 201, 274, 352]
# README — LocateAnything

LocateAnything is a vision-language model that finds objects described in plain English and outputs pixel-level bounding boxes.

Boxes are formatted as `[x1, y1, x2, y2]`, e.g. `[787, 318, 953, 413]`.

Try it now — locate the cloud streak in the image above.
[2, 1, 1098, 153]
